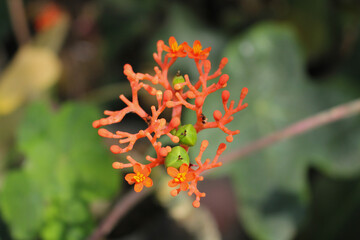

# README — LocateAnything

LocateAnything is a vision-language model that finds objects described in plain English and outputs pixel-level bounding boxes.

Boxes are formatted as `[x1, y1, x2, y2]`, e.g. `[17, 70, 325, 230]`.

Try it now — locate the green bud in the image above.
[176, 124, 197, 146]
[165, 146, 190, 169]
[172, 71, 185, 89]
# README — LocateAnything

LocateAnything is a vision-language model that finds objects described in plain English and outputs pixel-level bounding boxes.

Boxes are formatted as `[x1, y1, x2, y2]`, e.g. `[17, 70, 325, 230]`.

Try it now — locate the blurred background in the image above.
[0, 0, 360, 239]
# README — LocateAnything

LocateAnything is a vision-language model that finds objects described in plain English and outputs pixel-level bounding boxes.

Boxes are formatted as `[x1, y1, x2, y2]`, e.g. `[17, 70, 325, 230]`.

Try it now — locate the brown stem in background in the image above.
[88, 188, 150, 240]
[6, 0, 30, 45]
[87, 98, 360, 240]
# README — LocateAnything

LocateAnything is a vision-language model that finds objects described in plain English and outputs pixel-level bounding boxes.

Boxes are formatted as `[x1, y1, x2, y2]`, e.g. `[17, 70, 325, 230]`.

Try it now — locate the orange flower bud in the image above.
[218, 74, 229, 86]
[213, 110, 222, 121]
[163, 90, 173, 101]
[222, 90, 230, 102]
[195, 97, 204, 108]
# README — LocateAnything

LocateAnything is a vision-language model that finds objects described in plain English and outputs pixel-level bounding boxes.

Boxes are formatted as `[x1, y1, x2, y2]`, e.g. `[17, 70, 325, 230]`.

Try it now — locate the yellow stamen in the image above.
[171, 42, 179, 51]
[175, 172, 186, 182]
[133, 172, 145, 183]
[193, 44, 202, 54]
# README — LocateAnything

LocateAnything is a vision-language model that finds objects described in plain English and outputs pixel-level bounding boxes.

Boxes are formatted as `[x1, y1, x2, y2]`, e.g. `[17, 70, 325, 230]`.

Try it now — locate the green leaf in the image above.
[0, 171, 44, 239]
[21, 102, 120, 201]
[40, 220, 64, 240]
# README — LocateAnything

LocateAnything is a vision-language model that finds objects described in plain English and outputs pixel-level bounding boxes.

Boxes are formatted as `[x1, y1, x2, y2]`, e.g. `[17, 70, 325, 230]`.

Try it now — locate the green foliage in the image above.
[0, 102, 119, 239]
[0, 171, 44, 239]
[187, 22, 360, 240]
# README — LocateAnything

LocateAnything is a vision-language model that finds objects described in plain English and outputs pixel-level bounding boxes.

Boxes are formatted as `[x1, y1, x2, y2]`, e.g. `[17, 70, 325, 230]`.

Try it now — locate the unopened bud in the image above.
[222, 90, 230, 102]
[241, 87, 248, 99]
[163, 90, 173, 101]
[226, 135, 233, 142]
[169, 117, 180, 128]
[112, 162, 122, 169]
[213, 110, 222, 121]
[195, 97, 204, 107]
[218, 74, 229, 86]
[220, 57, 228, 68]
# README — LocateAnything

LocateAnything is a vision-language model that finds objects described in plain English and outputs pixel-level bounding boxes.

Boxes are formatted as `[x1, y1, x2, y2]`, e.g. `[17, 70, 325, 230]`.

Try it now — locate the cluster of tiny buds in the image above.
[93, 36, 248, 208]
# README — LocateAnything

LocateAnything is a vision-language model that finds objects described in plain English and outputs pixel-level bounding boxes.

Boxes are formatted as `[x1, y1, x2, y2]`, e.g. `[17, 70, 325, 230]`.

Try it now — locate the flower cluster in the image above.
[93, 37, 248, 208]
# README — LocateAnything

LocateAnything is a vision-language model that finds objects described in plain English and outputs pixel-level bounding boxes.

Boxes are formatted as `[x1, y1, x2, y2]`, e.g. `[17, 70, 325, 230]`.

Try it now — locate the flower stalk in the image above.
[93, 36, 248, 207]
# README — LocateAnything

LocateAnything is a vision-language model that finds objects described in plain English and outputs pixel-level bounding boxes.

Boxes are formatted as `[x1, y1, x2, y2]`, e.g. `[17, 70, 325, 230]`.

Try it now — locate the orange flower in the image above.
[162, 36, 187, 58]
[185, 40, 211, 60]
[167, 164, 196, 191]
[125, 164, 153, 192]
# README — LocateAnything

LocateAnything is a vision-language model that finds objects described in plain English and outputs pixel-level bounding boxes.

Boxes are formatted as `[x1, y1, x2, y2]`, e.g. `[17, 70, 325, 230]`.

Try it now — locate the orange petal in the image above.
[203, 47, 211, 53]
[162, 45, 171, 52]
[180, 182, 189, 191]
[184, 44, 192, 52]
[125, 173, 136, 184]
[169, 36, 177, 46]
[167, 167, 179, 178]
[185, 172, 196, 181]
[134, 182, 144, 192]
[133, 163, 142, 173]
[142, 165, 151, 176]
[193, 40, 202, 48]
[144, 177, 153, 188]
[179, 163, 189, 173]
[168, 180, 179, 188]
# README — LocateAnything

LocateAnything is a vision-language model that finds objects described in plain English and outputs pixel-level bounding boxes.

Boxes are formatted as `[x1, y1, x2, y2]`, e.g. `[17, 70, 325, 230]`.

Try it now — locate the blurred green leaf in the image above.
[0, 171, 44, 239]
[1, 102, 120, 239]
[40, 220, 64, 240]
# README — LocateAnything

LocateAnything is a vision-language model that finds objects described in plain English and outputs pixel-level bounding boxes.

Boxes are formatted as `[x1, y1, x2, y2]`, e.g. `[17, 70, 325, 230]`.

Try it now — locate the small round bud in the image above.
[193, 201, 200, 208]
[160, 147, 169, 157]
[169, 117, 180, 128]
[218, 74, 229, 86]
[195, 97, 204, 107]
[222, 90, 230, 102]
[217, 143, 227, 155]
[98, 129, 114, 138]
[164, 90, 173, 101]
[171, 189, 178, 196]
[175, 124, 197, 146]
[112, 162, 122, 169]
[226, 135, 233, 142]
[172, 136, 179, 143]
[241, 87, 248, 99]
[165, 146, 190, 169]
[110, 145, 122, 154]
[213, 110, 222, 121]
[220, 57, 228, 68]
